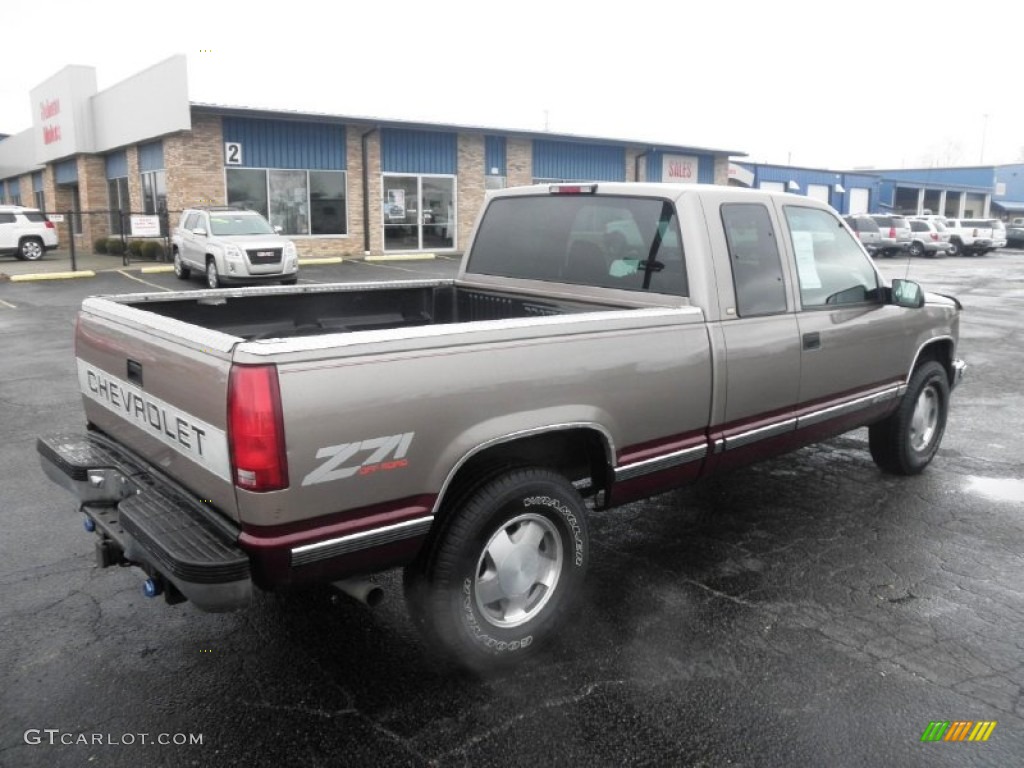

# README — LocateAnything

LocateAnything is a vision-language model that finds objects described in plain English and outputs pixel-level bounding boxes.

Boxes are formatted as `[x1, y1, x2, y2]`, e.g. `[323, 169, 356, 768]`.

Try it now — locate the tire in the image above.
[17, 237, 44, 261]
[172, 249, 190, 280]
[404, 467, 589, 669]
[280, 277, 298, 285]
[205, 257, 220, 289]
[908, 241, 924, 258]
[947, 239, 961, 257]
[869, 361, 949, 475]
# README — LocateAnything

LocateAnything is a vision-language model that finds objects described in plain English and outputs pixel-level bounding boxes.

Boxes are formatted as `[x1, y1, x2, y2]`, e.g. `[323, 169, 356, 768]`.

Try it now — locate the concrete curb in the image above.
[364, 253, 436, 262]
[298, 257, 343, 266]
[140, 266, 175, 274]
[9, 270, 97, 282]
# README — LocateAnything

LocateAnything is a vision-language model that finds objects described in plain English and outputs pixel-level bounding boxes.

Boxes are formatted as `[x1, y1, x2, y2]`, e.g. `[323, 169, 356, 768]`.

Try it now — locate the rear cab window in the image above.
[721, 204, 787, 316]
[468, 193, 688, 296]
[783, 206, 880, 309]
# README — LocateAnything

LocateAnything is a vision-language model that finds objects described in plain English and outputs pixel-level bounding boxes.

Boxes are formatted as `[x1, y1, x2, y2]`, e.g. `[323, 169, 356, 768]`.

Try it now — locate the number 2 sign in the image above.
[225, 142, 242, 165]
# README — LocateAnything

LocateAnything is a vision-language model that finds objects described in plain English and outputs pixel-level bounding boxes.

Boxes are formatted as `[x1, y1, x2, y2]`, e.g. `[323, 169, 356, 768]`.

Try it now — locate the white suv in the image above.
[171, 207, 299, 289]
[0, 205, 59, 260]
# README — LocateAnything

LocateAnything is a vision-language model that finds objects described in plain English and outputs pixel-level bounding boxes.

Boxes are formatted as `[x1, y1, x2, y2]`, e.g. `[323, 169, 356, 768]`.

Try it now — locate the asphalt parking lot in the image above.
[0, 251, 1021, 767]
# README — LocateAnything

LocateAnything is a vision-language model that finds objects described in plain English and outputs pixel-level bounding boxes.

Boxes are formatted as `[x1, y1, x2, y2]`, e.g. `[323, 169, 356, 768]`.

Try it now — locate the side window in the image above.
[910, 220, 927, 232]
[0, 213, 16, 224]
[783, 206, 879, 309]
[721, 203, 787, 316]
[183, 213, 197, 230]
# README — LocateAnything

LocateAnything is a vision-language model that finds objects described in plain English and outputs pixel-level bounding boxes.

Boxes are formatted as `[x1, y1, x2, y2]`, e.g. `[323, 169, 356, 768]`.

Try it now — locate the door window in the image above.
[783, 206, 879, 308]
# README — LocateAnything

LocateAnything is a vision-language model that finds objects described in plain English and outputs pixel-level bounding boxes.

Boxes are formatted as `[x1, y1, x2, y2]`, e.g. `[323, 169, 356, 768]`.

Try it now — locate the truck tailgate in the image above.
[75, 300, 240, 519]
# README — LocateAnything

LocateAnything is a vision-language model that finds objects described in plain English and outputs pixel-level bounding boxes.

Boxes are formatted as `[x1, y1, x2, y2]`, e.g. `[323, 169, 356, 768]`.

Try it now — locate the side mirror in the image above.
[193, 227, 207, 237]
[891, 278, 924, 308]
[274, 225, 282, 233]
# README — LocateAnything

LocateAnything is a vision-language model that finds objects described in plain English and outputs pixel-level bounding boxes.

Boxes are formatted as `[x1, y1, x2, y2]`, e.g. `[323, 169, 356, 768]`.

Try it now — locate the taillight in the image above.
[889, 227, 896, 238]
[44, 221, 55, 230]
[228, 364, 288, 491]
[931, 233, 939, 241]
[972, 228, 978, 237]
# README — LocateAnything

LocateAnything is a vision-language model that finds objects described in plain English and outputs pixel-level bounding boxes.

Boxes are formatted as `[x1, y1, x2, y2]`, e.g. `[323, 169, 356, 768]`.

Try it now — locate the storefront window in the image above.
[309, 171, 346, 235]
[226, 168, 347, 236]
[226, 169, 269, 219]
[269, 170, 308, 236]
[108, 177, 130, 234]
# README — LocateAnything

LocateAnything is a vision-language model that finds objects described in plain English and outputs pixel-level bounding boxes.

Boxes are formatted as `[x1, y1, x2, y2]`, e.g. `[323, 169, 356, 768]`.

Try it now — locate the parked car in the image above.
[869, 214, 913, 257]
[907, 218, 953, 257]
[0, 205, 59, 260]
[985, 219, 1007, 249]
[945, 219, 994, 256]
[171, 207, 299, 288]
[1007, 218, 1024, 247]
[843, 214, 882, 255]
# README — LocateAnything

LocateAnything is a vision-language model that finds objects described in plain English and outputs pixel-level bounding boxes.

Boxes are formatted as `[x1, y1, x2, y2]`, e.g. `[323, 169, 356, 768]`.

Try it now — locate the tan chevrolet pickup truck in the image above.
[39, 183, 965, 668]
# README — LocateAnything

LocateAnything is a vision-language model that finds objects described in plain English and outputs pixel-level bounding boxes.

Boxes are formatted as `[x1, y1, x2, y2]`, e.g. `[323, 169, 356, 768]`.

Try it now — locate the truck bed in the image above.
[126, 282, 621, 341]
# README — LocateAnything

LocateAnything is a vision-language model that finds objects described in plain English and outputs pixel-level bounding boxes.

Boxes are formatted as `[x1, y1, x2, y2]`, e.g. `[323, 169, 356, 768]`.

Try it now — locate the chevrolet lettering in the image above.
[38, 183, 965, 669]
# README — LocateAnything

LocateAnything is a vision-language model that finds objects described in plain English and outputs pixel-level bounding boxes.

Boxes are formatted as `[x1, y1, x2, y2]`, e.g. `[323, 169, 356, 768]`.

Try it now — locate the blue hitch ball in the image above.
[83, 517, 96, 533]
[143, 578, 163, 598]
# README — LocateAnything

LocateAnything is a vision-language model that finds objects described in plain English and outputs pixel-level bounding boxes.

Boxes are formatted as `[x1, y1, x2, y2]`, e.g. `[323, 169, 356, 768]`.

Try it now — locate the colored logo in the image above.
[920, 721, 997, 742]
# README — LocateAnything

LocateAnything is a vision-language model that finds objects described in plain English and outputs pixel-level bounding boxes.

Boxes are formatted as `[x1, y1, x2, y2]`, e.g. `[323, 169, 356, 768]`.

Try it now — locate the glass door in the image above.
[383, 175, 456, 252]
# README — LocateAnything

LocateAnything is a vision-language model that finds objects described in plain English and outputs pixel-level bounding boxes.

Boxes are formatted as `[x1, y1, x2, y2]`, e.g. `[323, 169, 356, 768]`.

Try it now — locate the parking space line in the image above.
[116, 270, 173, 292]
[0, 298, 15, 309]
[361, 261, 442, 275]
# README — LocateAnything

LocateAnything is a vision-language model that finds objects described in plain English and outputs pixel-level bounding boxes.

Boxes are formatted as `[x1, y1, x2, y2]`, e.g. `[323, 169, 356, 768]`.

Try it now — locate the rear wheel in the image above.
[908, 241, 924, 257]
[404, 467, 589, 669]
[17, 237, 44, 261]
[869, 361, 949, 475]
[173, 249, 190, 280]
[947, 239, 962, 256]
[205, 257, 220, 289]
[280, 277, 298, 285]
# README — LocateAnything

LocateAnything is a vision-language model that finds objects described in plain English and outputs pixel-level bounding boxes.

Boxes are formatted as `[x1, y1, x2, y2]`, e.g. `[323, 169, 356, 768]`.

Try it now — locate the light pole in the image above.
[980, 114, 989, 164]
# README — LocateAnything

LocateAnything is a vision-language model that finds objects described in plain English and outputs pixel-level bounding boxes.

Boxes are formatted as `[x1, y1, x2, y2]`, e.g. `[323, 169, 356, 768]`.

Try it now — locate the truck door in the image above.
[779, 204, 908, 418]
[709, 201, 802, 468]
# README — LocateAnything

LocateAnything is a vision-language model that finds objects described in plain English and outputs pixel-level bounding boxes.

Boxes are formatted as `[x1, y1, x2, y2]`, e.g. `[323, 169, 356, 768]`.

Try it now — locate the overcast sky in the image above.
[4, 0, 1022, 170]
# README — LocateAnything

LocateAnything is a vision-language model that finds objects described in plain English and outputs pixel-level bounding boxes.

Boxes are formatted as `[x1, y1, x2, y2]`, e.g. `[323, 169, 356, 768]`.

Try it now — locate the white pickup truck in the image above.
[39, 183, 965, 669]
[944, 218, 994, 256]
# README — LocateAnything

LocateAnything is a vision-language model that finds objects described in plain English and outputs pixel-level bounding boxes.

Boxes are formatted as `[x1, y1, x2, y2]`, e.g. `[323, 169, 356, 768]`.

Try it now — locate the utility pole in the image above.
[980, 114, 989, 164]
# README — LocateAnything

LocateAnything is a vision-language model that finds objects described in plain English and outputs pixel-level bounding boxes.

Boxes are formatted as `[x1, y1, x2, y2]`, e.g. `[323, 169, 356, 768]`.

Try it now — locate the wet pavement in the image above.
[0, 252, 1021, 767]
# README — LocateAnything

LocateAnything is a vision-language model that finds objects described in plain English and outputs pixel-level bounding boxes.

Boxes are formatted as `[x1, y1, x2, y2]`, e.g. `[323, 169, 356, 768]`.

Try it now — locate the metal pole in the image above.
[121, 211, 129, 266]
[68, 212, 76, 272]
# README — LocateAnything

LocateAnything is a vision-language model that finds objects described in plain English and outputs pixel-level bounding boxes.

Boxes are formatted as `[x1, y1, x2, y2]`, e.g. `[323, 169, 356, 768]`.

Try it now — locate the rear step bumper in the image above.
[38, 432, 251, 612]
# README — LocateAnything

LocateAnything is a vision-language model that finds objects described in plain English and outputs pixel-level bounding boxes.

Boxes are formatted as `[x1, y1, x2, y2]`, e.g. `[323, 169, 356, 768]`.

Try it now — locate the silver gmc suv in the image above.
[171, 207, 299, 289]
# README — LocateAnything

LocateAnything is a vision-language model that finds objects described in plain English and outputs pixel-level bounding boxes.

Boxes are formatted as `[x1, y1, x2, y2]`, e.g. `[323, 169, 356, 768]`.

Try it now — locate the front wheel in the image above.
[205, 258, 220, 289]
[947, 239, 961, 256]
[404, 467, 589, 669]
[869, 361, 950, 475]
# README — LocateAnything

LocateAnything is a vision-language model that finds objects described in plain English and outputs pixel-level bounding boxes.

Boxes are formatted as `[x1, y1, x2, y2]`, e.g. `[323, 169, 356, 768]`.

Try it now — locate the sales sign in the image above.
[662, 154, 699, 183]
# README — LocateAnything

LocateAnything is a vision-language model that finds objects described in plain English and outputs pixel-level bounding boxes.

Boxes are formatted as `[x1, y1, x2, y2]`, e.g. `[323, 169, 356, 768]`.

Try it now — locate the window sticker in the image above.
[791, 230, 822, 289]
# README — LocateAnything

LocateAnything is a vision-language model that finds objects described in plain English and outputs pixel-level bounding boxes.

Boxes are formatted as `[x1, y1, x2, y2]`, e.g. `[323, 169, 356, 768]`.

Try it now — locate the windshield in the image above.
[208, 213, 275, 236]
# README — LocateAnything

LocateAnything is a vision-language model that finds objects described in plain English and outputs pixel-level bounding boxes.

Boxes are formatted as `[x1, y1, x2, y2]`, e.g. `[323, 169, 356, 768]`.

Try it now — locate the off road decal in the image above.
[76, 360, 231, 480]
[301, 432, 414, 486]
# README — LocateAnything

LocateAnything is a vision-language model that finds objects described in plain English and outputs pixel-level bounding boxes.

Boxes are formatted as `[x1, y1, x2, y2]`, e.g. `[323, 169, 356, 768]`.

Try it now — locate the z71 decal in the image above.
[301, 432, 414, 486]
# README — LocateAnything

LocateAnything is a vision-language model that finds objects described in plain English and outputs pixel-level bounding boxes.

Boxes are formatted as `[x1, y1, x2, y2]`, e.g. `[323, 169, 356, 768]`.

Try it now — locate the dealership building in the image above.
[0, 56, 737, 258]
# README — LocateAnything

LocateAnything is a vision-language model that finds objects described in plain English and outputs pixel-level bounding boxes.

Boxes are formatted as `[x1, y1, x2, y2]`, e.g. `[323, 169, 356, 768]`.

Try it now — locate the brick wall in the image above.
[165, 113, 225, 213]
[713, 156, 729, 186]
[507, 138, 533, 187]
[457, 134, 485, 251]
[77, 154, 109, 247]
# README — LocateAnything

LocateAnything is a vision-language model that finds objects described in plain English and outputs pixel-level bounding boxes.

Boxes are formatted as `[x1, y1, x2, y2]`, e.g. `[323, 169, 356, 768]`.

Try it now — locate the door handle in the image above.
[802, 332, 821, 350]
